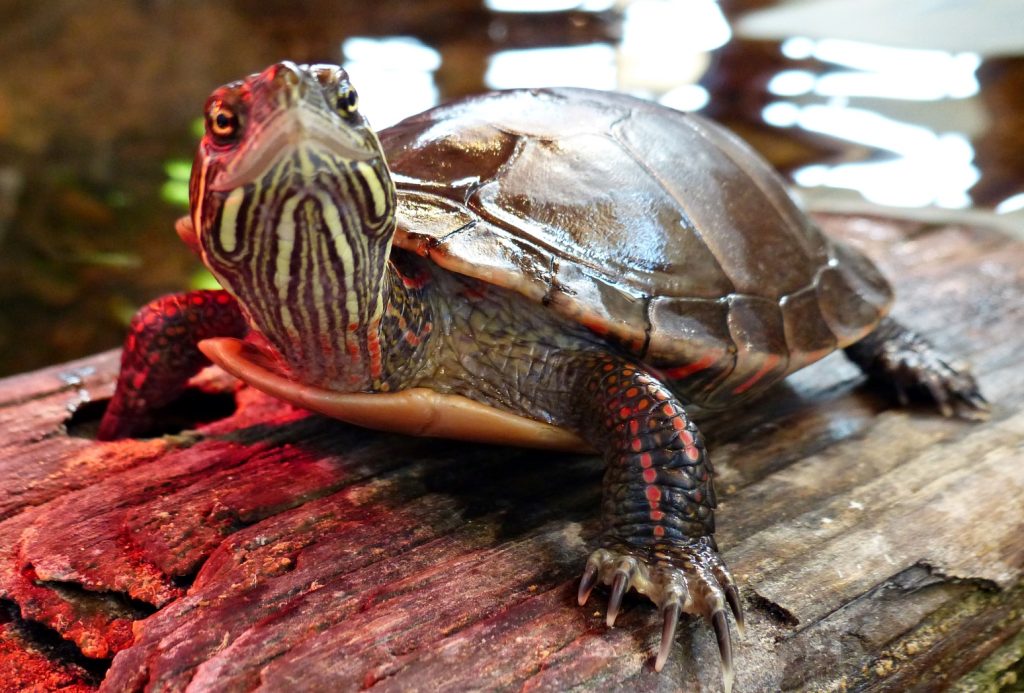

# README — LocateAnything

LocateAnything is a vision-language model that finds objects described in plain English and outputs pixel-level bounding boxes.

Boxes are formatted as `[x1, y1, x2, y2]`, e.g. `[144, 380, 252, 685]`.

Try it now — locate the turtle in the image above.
[98, 62, 988, 690]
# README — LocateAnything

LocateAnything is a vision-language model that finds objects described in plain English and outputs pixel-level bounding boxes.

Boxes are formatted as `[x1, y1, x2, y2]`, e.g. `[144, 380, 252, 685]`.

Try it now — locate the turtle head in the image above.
[190, 62, 397, 391]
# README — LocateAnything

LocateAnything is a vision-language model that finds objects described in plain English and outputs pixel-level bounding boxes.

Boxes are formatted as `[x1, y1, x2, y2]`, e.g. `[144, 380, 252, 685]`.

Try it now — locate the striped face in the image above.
[190, 62, 397, 391]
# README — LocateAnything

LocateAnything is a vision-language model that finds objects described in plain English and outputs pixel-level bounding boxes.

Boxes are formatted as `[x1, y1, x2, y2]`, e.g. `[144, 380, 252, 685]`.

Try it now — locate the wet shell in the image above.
[381, 88, 892, 408]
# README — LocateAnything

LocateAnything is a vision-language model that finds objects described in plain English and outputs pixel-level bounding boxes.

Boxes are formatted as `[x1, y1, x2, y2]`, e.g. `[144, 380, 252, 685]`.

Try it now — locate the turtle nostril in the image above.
[267, 61, 302, 88]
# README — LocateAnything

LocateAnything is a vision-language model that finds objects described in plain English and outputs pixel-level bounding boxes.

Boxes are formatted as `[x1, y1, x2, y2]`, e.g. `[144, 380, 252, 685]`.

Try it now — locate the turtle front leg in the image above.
[98, 290, 247, 440]
[844, 317, 989, 420]
[572, 355, 742, 690]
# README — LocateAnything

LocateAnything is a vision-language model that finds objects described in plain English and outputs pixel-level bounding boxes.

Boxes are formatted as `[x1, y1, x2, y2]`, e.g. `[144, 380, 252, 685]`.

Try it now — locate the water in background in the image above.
[1, 0, 1021, 375]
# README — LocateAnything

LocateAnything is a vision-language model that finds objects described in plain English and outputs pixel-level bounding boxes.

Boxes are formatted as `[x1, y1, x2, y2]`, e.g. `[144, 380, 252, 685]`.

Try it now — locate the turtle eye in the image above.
[207, 101, 240, 143]
[336, 85, 359, 116]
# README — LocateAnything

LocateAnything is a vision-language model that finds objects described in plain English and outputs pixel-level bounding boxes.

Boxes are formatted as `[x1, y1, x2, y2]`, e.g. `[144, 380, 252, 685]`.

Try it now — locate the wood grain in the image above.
[0, 213, 1022, 692]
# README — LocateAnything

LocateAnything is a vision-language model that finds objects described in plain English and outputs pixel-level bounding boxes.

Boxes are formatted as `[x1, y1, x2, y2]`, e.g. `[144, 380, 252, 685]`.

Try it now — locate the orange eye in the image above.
[208, 102, 240, 141]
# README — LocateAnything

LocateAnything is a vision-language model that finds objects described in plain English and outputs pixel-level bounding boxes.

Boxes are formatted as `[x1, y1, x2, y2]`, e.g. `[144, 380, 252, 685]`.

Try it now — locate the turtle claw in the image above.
[655, 602, 681, 671]
[607, 569, 630, 627]
[578, 562, 598, 606]
[712, 610, 734, 693]
[579, 538, 739, 689]
[724, 584, 745, 639]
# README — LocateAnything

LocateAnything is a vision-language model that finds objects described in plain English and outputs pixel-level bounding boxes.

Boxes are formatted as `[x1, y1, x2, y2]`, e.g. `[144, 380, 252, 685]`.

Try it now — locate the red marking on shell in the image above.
[622, 369, 635, 377]
[654, 390, 669, 401]
[685, 445, 700, 462]
[216, 293, 231, 304]
[458, 285, 489, 300]
[653, 526, 665, 538]
[642, 468, 656, 483]
[638, 398, 651, 411]
[662, 403, 676, 417]
[625, 387, 639, 398]
[602, 362, 615, 372]
[631, 438, 642, 452]
[584, 318, 610, 337]
[132, 373, 146, 389]
[190, 295, 205, 305]
[680, 430, 695, 446]
[645, 486, 661, 503]
[629, 420, 639, 436]
[650, 510, 665, 521]
[398, 268, 431, 289]
[348, 322, 360, 332]
[732, 353, 783, 395]
[663, 352, 718, 380]
[639, 452, 653, 468]
[618, 407, 631, 420]
[671, 417, 687, 432]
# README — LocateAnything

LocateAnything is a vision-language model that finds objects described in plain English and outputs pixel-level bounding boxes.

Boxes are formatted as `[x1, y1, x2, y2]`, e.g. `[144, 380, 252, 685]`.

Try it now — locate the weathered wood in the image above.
[0, 213, 1022, 692]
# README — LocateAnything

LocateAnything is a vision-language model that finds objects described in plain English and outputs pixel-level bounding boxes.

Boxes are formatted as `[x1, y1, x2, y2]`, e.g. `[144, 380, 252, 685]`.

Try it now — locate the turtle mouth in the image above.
[210, 104, 380, 192]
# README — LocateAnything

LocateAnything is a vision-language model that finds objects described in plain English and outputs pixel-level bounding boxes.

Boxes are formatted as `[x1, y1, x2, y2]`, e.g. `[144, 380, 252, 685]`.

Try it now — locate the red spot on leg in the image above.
[631, 439, 642, 452]
[645, 486, 661, 503]
[650, 510, 665, 521]
[642, 468, 656, 483]
[639, 452, 653, 468]
[653, 526, 665, 538]
[619, 407, 631, 420]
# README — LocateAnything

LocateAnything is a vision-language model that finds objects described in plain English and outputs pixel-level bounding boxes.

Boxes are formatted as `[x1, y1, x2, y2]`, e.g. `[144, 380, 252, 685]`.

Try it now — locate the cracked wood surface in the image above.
[0, 213, 1023, 692]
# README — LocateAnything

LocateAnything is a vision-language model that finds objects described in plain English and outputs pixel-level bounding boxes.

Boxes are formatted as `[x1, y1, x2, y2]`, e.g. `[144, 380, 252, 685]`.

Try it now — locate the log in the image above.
[0, 212, 1022, 692]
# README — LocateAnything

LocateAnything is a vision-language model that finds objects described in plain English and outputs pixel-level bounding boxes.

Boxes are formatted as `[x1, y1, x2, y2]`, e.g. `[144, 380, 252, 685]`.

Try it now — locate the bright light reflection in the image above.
[996, 193, 1024, 215]
[622, 0, 731, 54]
[618, 0, 729, 91]
[659, 84, 710, 112]
[778, 37, 981, 100]
[767, 70, 816, 97]
[768, 37, 984, 208]
[486, 43, 617, 90]
[342, 37, 441, 128]
[771, 102, 979, 208]
[485, 0, 614, 11]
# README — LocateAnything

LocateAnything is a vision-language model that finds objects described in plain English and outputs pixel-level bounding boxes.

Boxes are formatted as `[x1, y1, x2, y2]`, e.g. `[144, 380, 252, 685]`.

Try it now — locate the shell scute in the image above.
[381, 87, 893, 408]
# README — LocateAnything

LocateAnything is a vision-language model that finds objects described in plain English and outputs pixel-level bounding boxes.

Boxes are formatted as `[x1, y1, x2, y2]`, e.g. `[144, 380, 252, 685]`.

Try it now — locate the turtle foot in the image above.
[846, 318, 990, 421]
[873, 337, 990, 421]
[577, 537, 742, 691]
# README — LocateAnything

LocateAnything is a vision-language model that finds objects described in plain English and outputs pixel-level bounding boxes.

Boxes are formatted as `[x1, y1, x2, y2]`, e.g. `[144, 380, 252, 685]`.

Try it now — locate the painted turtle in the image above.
[99, 62, 988, 690]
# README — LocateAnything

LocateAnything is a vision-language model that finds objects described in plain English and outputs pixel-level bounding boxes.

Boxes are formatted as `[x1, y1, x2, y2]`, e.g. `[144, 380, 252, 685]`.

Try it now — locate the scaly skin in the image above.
[98, 290, 247, 440]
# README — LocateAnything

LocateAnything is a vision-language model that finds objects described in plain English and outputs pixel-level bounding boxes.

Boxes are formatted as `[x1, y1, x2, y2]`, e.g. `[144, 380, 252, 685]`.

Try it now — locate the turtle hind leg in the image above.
[844, 317, 989, 420]
[97, 290, 247, 440]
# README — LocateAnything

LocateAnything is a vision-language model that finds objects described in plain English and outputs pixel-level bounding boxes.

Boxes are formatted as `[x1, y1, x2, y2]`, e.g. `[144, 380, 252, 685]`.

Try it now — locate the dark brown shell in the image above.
[380, 88, 892, 408]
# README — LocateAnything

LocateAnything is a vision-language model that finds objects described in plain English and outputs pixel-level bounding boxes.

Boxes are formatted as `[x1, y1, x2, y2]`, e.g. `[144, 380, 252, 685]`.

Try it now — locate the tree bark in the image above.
[1, 213, 1022, 692]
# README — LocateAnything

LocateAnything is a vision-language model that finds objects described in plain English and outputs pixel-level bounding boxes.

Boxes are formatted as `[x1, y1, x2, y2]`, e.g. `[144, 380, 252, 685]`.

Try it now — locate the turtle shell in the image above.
[380, 88, 892, 408]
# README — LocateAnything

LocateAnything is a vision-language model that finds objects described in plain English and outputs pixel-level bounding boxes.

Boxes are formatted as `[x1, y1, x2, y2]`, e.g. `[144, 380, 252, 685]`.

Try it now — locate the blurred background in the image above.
[1, 0, 1022, 377]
